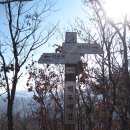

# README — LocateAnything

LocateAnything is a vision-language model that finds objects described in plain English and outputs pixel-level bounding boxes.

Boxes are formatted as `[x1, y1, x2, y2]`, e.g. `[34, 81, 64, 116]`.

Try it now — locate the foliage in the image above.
[26, 61, 64, 130]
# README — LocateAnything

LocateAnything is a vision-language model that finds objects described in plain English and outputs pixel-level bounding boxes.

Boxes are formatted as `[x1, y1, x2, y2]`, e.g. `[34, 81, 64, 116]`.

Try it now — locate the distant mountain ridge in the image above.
[0, 90, 36, 116]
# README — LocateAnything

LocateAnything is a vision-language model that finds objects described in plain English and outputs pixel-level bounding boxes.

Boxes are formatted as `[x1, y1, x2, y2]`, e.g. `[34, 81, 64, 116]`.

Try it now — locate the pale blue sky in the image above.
[55, 0, 83, 23]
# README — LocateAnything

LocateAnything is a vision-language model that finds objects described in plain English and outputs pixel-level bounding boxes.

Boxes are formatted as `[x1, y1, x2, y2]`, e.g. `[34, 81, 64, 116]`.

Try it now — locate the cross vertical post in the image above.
[64, 32, 77, 130]
[64, 64, 77, 130]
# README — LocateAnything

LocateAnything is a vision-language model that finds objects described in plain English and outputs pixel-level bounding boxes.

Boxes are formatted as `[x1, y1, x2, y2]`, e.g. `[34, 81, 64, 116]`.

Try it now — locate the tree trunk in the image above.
[7, 99, 14, 130]
[108, 113, 112, 130]
[7, 75, 18, 130]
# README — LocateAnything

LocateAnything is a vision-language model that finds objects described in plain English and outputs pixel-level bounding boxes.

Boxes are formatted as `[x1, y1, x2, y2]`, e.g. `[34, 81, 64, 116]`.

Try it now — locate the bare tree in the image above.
[63, 0, 130, 129]
[0, 0, 58, 130]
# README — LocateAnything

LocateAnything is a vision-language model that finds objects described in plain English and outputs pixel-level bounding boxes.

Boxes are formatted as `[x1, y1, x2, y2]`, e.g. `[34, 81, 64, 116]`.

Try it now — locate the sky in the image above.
[55, 0, 83, 25]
